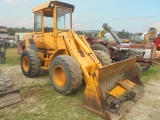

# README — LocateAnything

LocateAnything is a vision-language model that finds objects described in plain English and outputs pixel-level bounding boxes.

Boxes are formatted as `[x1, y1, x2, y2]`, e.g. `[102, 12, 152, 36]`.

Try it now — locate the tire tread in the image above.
[49, 55, 82, 95]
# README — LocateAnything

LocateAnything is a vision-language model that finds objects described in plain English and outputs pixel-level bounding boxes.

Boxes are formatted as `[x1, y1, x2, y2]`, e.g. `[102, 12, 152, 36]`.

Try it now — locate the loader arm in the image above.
[58, 29, 110, 118]
[59, 29, 101, 83]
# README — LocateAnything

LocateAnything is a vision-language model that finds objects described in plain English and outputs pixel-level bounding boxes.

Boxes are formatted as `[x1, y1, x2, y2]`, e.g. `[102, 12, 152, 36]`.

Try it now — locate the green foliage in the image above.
[75, 29, 132, 39]
[75, 30, 83, 35]
[7, 27, 33, 36]
[7, 28, 15, 36]
[75, 31, 98, 37]
[21, 84, 46, 91]
[117, 29, 132, 39]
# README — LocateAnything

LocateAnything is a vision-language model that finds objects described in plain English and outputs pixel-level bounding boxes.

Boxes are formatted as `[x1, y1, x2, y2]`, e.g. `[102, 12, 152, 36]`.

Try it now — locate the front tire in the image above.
[49, 55, 82, 95]
[21, 50, 41, 78]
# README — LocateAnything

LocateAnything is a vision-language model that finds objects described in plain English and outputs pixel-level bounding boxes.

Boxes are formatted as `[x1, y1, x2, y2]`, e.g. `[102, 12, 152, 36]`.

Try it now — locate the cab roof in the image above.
[33, 1, 74, 13]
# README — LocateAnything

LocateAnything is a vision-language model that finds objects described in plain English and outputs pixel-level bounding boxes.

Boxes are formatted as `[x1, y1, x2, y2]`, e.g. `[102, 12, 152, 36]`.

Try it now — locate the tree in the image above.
[117, 29, 132, 39]
[7, 28, 15, 36]
[7, 27, 33, 36]
[75, 30, 83, 35]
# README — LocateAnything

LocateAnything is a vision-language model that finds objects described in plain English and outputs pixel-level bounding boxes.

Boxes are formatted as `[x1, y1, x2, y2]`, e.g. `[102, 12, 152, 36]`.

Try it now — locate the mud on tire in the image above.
[94, 50, 112, 66]
[21, 50, 41, 78]
[49, 55, 83, 95]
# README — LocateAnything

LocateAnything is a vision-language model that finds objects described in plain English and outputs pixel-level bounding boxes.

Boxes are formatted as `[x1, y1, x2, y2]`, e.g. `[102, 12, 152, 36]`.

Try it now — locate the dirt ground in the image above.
[0, 65, 160, 120]
[121, 80, 160, 120]
[0, 65, 50, 88]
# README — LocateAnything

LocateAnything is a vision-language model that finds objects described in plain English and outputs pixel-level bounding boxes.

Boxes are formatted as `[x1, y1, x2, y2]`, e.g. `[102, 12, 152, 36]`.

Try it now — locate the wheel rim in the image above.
[53, 65, 67, 87]
[22, 56, 30, 72]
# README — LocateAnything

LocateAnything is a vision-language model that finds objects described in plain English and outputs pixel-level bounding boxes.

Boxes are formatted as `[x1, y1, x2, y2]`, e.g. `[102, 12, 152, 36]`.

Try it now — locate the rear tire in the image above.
[94, 50, 112, 66]
[49, 55, 83, 95]
[21, 50, 41, 78]
[91, 44, 109, 55]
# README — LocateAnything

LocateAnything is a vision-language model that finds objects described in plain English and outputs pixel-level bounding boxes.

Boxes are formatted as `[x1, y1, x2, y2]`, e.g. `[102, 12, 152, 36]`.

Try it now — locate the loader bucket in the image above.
[83, 57, 143, 120]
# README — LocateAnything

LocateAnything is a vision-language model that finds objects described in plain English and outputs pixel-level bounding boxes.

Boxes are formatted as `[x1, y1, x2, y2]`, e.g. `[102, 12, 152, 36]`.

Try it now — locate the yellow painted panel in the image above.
[108, 85, 126, 99]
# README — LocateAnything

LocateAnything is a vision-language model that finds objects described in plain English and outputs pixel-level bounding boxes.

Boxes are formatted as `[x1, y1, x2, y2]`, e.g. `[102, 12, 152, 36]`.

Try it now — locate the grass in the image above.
[4, 47, 21, 66]
[0, 48, 160, 120]
[141, 63, 160, 83]
[21, 83, 46, 91]
[1, 84, 103, 120]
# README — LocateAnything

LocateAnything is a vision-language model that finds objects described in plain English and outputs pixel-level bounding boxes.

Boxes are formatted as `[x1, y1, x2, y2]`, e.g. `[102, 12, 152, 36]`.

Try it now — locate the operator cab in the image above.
[33, 1, 74, 34]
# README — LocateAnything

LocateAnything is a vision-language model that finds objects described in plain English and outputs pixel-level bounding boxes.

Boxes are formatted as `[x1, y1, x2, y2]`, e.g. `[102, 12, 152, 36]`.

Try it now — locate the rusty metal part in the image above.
[119, 79, 136, 90]
[89, 23, 157, 72]
[17, 41, 25, 54]
[105, 79, 137, 113]
[0, 89, 21, 108]
[105, 91, 136, 113]
[105, 95, 120, 113]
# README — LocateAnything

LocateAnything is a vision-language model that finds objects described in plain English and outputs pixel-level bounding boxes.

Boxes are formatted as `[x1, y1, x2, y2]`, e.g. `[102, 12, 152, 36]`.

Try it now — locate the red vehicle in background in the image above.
[154, 33, 160, 51]
[87, 23, 157, 71]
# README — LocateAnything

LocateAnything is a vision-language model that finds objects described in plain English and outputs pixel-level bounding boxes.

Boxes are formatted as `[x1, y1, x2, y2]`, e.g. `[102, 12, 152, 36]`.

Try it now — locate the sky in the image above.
[0, 0, 160, 33]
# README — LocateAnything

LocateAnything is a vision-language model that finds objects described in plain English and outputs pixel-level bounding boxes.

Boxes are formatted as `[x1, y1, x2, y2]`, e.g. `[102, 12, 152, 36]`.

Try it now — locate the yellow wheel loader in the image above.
[21, 1, 143, 119]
